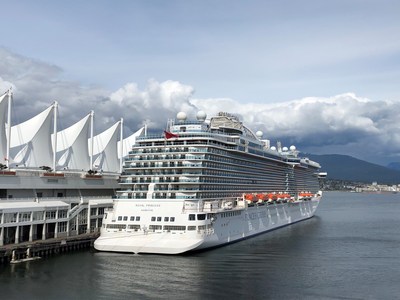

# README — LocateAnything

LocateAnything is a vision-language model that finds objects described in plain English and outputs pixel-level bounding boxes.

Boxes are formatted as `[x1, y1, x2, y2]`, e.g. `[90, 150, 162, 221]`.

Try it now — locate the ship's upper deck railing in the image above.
[136, 131, 266, 151]
[134, 131, 319, 167]
[137, 130, 245, 140]
[171, 119, 205, 125]
[133, 138, 303, 165]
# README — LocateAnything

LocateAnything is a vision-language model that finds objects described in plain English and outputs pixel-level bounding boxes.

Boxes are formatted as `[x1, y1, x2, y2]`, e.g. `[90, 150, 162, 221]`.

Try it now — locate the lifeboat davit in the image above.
[280, 193, 291, 202]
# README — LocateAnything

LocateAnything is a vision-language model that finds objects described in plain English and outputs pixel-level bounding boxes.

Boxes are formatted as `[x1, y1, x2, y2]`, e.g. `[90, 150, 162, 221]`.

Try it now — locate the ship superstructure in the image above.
[94, 111, 325, 254]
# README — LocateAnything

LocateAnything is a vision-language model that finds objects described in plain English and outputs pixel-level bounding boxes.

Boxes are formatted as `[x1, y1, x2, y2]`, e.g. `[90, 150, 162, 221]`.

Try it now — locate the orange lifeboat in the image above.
[244, 193, 257, 203]
[267, 193, 278, 202]
[256, 194, 268, 202]
[245, 192, 295, 204]
[299, 191, 313, 200]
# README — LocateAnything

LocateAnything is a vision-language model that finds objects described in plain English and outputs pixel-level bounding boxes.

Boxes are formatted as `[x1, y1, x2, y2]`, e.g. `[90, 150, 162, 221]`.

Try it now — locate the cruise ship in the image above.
[94, 111, 326, 254]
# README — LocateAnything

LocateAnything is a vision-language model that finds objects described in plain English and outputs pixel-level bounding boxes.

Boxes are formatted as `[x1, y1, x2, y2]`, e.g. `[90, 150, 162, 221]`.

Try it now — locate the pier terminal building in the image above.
[0, 90, 142, 247]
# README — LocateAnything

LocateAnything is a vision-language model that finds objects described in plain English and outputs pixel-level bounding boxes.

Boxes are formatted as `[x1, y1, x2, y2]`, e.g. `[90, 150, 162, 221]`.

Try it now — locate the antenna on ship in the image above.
[165, 119, 170, 131]
[277, 141, 282, 152]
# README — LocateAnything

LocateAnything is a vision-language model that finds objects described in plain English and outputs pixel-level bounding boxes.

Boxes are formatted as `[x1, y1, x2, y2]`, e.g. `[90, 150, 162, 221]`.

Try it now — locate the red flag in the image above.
[164, 131, 179, 139]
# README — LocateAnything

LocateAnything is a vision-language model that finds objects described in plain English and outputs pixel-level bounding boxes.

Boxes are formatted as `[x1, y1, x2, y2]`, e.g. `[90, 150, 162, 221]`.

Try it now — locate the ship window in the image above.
[188, 214, 195, 221]
[164, 225, 186, 231]
[104, 213, 108, 219]
[118, 216, 122, 221]
[130, 216, 135, 221]
[123, 216, 128, 221]
[128, 225, 141, 231]
[151, 216, 156, 221]
[188, 226, 196, 231]
[197, 214, 206, 220]
[107, 224, 126, 230]
[164, 217, 169, 222]
[170, 217, 175, 222]
[149, 225, 162, 231]
[157, 217, 162, 222]
[136, 216, 140, 221]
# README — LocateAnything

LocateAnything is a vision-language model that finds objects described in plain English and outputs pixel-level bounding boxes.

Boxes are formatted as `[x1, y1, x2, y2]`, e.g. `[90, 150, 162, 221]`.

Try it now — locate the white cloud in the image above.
[108, 79, 196, 129]
[0, 48, 197, 133]
[2, 48, 400, 165]
[191, 93, 400, 164]
[0, 48, 110, 129]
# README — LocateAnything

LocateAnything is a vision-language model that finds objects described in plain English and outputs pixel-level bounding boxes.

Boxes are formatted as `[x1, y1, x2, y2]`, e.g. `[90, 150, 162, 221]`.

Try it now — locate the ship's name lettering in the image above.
[245, 211, 267, 220]
[135, 204, 161, 207]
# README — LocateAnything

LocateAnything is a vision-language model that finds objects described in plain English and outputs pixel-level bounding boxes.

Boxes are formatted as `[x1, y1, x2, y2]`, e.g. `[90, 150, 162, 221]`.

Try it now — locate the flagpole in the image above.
[119, 118, 123, 173]
[90, 110, 94, 171]
[52, 101, 58, 172]
[6, 88, 12, 168]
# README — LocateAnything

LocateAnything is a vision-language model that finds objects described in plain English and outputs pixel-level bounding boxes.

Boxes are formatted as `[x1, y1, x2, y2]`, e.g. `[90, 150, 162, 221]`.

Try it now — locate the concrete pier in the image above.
[0, 232, 99, 265]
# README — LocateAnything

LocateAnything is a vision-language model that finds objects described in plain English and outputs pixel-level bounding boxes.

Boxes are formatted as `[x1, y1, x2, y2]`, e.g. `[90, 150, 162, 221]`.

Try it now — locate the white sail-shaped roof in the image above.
[54, 113, 91, 171]
[2, 95, 139, 173]
[90, 121, 121, 173]
[10, 105, 54, 168]
[0, 93, 7, 164]
[118, 127, 144, 159]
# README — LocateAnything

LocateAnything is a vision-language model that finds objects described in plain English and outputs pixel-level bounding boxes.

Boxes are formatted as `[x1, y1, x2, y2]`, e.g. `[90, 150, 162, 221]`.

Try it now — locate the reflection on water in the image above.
[1, 192, 400, 299]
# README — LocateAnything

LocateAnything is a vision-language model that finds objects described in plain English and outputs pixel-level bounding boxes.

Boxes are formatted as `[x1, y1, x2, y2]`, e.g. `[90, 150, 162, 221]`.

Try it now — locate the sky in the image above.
[1, 0, 400, 166]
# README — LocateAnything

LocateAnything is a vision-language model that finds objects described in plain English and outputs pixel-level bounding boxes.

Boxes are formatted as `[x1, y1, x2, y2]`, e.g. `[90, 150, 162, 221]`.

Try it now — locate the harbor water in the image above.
[1, 191, 400, 299]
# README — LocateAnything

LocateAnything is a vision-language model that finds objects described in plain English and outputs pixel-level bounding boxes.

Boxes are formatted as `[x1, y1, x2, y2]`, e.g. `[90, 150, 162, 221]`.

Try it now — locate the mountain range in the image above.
[304, 154, 400, 185]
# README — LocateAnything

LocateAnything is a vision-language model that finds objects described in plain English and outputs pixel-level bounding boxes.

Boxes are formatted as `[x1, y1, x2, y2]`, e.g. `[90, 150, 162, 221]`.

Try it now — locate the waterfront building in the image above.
[0, 89, 142, 246]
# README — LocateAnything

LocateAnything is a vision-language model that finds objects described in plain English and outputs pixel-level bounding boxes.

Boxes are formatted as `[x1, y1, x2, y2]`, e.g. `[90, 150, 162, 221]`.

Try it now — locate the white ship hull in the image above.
[94, 196, 320, 254]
